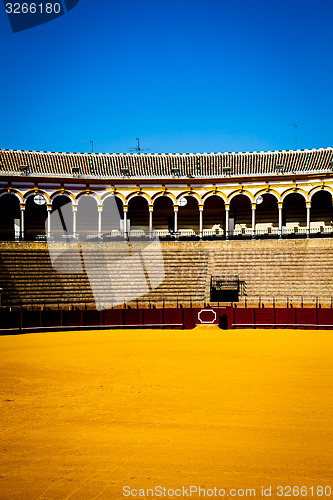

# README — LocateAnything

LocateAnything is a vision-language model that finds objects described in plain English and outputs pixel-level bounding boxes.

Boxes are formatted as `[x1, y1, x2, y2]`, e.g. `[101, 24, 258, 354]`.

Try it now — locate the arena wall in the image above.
[1, 238, 333, 310]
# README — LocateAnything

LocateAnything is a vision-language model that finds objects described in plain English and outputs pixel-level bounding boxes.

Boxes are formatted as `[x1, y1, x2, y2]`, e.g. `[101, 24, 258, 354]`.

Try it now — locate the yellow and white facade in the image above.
[0, 147, 333, 240]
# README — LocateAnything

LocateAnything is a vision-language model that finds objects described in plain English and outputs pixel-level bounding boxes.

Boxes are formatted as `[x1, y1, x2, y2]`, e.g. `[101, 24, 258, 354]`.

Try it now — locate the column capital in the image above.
[173, 205, 179, 212]
[123, 205, 128, 212]
[20, 203, 26, 211]
[97, 205, 103, 212]
[46, 204, 52, 212]
[72, 205, 78, 212]
[251, 203, 257, 210]
[198, 204, 204, 211]
[148, 205, 154, 212]
[306, 201, 312, 208]
[225, 203, 230, 211]
[278, 202, 283, 209]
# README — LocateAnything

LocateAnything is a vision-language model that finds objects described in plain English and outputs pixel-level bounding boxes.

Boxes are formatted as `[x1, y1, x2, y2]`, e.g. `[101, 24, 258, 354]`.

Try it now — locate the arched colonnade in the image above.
[0, 187, 333, 240]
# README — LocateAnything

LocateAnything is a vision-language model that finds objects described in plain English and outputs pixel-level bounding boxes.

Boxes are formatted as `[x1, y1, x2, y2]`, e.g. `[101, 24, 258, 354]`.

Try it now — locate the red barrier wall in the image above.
[104, 309, 123, 326]
[85, 310, 101, 327]
[143, 309, 163, 326]
[22, 310, 41, 329]
[234, 308, 255, 328]
[1, 307, 333, 333]
[63, 310, 83, 327]
[183, 308, 196, 329]
[253, 308, 275, 326]
[41, 310, 62, 328]
[317, 309, 333, 328]
[296, 308, 318, 329]
[275, 308, 296, 326]
[124, 309, 143, 326]
[163, 308, 183, 327]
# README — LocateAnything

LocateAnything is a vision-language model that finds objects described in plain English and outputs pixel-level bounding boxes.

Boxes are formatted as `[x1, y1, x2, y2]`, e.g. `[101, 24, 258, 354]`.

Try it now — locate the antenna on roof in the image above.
[81, 140, 94, 153]
[288, 123, 298, 150]
[129, 137, 150, 154]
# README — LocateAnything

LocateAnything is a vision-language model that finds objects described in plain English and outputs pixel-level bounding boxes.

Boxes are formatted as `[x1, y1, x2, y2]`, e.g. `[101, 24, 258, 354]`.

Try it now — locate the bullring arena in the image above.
[1, 147, 333, 499]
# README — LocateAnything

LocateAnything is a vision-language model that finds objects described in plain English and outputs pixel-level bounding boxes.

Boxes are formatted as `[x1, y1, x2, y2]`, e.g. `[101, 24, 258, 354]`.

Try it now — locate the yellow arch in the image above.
[101, 192, 126, 205]
[202, 191, 228, 204]
[24, 189, 51, 203]
[75, 190, 102, 204]
[50, 190, 76, 202]
[176, 191, 203, 204]
[126, 192, 153, 204]
[253, 188, 281, 202]
[227, 189, 254, 203]
[0, 188, 24, 203]
[308, 185, 333, 199]
[152, 192, 177, 204]
[281, 188, 309, 202]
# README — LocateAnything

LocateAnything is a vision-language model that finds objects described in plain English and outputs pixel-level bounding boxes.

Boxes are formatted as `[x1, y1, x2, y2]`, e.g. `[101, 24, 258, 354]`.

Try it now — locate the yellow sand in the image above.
[1, 326, 333, 499]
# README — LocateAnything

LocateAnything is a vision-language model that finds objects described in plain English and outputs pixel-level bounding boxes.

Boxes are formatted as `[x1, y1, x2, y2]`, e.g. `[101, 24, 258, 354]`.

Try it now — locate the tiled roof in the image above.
[0, 148, 332, 179]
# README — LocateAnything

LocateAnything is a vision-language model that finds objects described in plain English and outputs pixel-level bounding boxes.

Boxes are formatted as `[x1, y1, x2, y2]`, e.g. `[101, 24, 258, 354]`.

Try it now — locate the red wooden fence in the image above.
[1, 306, 333, 333]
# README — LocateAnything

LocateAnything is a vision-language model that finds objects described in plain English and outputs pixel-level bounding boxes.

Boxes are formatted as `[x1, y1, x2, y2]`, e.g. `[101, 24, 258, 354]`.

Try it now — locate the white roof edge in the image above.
[1, 147, 332, 155]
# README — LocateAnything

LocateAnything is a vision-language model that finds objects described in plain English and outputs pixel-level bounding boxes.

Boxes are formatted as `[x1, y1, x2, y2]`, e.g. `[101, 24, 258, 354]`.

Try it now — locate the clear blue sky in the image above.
[0, 0, 332, 154]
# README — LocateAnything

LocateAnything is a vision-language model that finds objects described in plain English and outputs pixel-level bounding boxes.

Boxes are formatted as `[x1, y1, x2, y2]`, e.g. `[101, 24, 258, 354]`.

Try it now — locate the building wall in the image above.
[0, 175, 333, 237]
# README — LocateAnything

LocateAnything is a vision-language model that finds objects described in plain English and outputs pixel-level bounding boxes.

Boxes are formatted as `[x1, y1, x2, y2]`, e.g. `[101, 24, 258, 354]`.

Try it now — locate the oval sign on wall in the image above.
[198, 309, 217, 324]
[34, 194, 46, 205]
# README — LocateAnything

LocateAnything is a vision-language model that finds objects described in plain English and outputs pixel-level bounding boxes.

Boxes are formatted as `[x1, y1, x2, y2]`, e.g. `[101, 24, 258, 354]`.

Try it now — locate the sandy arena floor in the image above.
[1, 326, 333, 499]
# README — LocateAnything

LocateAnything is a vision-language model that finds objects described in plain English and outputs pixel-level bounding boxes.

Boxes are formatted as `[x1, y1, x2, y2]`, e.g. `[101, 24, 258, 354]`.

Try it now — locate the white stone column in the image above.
[46, 204, 52, 239]
[20, 203, 25, 240]
[251, 203, 256, 238]
[278, 202, 283, 238]
[123, 205, 128, 238]
[98, 205, 103, 239]
[148, 205, 153, 238]
[199, 204, 203, 238]
[225, 204, 230, 238]
[174, 205, 178, 233]
[72, 205, 77, 239]
[306, 201, 311, 238]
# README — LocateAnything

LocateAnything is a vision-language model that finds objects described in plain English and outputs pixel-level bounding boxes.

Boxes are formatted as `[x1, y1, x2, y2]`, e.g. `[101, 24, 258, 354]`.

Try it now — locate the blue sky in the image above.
[0, 0, 332, 154]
